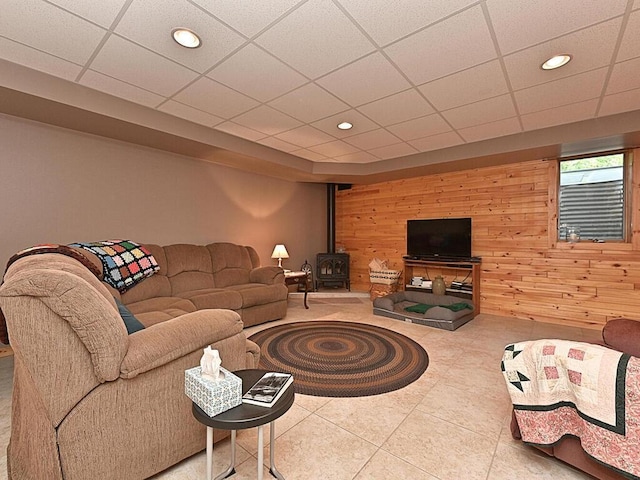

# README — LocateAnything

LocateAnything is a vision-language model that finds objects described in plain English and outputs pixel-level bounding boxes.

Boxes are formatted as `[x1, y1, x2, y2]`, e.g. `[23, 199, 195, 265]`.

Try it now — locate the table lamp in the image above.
[271, 244, 289, 268]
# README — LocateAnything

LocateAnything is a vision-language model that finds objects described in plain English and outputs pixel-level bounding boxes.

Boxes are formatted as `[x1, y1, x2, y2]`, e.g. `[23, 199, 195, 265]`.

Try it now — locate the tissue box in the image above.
[185, 366, 242, 417]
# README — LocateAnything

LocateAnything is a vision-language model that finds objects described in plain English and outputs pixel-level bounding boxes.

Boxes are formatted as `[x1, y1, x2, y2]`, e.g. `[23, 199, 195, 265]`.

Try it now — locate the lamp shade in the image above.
[271, 244, 289, 259]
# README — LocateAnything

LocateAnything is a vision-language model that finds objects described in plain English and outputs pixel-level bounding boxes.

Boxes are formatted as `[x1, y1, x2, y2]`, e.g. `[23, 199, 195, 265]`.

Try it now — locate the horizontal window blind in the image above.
[559, 179, 624, 240]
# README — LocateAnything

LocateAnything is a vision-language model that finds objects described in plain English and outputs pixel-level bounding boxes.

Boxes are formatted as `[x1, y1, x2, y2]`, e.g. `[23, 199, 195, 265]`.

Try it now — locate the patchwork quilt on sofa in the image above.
[501, 339, 640, 479]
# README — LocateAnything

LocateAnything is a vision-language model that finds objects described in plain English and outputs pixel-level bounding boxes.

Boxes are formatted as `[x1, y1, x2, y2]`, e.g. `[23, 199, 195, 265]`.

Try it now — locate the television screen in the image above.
[406, 218, 472, 260]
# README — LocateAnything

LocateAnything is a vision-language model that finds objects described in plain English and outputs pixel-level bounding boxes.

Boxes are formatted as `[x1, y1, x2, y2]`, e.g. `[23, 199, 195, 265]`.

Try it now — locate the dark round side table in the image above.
[192, 369, 295, 480]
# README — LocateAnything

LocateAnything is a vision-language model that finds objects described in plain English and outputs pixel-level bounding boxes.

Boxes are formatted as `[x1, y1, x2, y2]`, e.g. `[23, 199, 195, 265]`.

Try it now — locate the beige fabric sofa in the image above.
[112, 242, 288, 328]
[0, 252, 262, 480]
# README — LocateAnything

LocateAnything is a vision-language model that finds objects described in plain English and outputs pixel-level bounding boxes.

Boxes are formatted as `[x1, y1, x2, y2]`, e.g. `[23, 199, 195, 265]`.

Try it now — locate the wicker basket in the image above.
[369, 268, 402, 300]
[369, 282, 399, 300]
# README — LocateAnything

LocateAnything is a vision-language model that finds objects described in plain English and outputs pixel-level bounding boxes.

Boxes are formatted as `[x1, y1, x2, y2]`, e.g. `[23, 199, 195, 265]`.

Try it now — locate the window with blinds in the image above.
[558, 153, 628, 242]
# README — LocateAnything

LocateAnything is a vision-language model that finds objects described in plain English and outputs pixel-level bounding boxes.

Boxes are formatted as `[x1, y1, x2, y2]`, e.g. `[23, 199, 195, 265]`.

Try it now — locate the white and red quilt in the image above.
[502, 339, 640, 478]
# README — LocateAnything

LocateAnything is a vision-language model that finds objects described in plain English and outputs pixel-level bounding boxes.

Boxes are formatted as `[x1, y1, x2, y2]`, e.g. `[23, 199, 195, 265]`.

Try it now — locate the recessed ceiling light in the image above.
[337, 121, 353, 130]
[172, 28, 201, 49]
[541, 54, 572, 70]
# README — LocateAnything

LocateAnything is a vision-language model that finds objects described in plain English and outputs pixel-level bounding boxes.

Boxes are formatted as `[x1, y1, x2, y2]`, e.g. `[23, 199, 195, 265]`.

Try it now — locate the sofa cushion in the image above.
[126, 297, 197, 327]
[226, 283, 289, 309]
[164, 244, 215, 294]
[208, 243, 255, 288]
[177, 288, 243, 310]
[115, 299, 145, 334]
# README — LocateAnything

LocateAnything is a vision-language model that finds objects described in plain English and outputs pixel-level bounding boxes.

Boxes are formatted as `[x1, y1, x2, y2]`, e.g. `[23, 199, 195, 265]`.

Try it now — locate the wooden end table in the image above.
[191, 369, 295, 480]
[284, 271, 309, 309]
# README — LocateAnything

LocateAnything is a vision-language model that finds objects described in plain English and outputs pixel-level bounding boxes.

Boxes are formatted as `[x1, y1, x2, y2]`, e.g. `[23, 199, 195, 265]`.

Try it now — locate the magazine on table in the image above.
[242, 372, 294, 407]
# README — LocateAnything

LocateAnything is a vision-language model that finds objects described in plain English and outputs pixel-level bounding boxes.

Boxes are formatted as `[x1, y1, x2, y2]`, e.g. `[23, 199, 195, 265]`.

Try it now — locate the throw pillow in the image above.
[70, 240, 159, 292]
[115, 299, 145, 334]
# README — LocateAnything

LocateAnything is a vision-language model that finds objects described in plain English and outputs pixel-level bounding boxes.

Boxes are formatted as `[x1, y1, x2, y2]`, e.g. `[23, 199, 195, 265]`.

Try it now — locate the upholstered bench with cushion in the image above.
[373, 290, 475, 330]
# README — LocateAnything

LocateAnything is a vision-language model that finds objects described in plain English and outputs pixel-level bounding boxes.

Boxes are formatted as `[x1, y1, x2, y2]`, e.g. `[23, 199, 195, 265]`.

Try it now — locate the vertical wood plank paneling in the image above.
[336, 152, 640, 330]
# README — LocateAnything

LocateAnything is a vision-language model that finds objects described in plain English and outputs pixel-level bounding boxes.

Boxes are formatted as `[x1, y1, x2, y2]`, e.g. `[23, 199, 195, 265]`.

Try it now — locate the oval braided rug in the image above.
[248, 321, 429, 397]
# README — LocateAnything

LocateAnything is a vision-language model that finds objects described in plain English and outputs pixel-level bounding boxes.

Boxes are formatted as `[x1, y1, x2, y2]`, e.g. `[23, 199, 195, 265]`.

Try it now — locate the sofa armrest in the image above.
[602, 318, 640, 357]
[120, 309, 243, 379]
[249, 266, 284, 285]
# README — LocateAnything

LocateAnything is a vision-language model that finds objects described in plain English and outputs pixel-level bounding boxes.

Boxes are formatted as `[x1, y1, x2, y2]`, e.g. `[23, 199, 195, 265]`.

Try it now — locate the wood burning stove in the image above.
[316, 252, 350, 290]
[315, 183, 350, 290]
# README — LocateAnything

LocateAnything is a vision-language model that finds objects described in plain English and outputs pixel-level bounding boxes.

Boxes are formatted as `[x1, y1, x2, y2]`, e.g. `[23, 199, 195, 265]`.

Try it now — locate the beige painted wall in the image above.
[0, 114, 327, 276]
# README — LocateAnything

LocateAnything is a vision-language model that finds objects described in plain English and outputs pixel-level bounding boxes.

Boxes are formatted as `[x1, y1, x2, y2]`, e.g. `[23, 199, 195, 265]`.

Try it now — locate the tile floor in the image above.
[0, 294, 603, 480]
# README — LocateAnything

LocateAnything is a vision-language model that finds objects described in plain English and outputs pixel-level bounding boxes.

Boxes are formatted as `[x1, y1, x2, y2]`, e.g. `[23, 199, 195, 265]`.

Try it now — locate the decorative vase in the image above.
[432, 275, 446, 296]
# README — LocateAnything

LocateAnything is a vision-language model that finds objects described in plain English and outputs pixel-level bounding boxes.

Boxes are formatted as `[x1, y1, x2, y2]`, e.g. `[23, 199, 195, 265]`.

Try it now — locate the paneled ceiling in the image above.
[2, 0, 640, 183]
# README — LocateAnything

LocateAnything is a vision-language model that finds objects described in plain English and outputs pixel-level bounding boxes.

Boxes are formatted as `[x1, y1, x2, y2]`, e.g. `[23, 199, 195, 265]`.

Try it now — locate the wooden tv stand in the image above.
[403, 257, 481, 314]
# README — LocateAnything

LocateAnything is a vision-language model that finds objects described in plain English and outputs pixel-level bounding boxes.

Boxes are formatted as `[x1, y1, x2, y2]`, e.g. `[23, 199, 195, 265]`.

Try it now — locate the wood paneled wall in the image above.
[336, 151, 640, 330]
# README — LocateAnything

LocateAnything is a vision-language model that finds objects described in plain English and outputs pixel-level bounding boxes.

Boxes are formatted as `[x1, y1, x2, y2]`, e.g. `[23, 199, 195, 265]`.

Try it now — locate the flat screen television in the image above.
[406, 218, 472, 260]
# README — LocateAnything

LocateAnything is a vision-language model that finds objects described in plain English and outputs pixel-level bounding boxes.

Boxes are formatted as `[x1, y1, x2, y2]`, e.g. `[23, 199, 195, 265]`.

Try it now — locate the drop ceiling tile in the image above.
[317, 52, 411, 106]
[334, 151, 378, 163]
[342, 128, 401, 150]
[257, 137, 299, 152]
[292, 149, 328, 161]
[48, 0, 127, 28]
[214, 121, 267, 141]
[617, 10, 640, 61]
[255, 0, 375, 78]
[307, 140, 360, 157]
[442, 94, 516, 129]
[599, 88, 640, 117]
[486, 0, 627, 54]
[607, 57, 640, 95]
[174, 77, 258, 118]
[418, 60, 509, 111]
[157, 100, 224, 126]
[91, 35, 199, 97]
[0, 1, 106, 64]
[458, 117, 521, 143]
[504, 18, 621, 91]
[275, 125, 335, 148]
[81, 70, 165, 107]
[311, 110, 379, 138]
[521, 99, 598, 131]
[0, 37, 82, 81]
[232, 105, 302, 135]
[358, 89, 434, 127]
[191, 0, 303, 37]
[207, 44, 306, 102]
[409, 131, 464, 152]
[268, 83, 349, 123]
[369, 142, 419, 160]
[387, 114, 451, 141]
[114, 0, 245, 73]
[338, 0, 478, 46]
[514, 68, 608, 114]
[384, 5, 496, 85]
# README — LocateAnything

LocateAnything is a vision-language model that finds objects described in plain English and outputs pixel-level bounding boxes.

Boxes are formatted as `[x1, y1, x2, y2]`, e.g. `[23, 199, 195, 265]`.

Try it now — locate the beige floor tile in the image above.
[383, 409, 496, 480]
[151, 439, 251, 479]
[235, 403, 310, 454]
[314, 394, 416, 446]
[487, 442, 592, 479]
[293, 393, 333, 413]
[354, 449, 438, 480]
[415, 381, 511, 440]
[264, 413, 378, 480]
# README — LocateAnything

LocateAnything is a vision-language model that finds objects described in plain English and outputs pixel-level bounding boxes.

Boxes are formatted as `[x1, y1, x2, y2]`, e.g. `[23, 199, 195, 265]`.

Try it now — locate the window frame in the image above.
[549, 149, 635, 249]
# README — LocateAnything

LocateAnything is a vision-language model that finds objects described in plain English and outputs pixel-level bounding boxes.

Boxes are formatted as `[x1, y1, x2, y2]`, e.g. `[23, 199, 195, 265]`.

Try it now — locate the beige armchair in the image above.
[0, 253, 259, 480]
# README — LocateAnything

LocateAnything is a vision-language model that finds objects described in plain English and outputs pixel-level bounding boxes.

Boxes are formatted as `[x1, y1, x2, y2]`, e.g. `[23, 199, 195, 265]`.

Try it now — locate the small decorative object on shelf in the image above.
[432, 275, 446, 295]
[242, 372, 294, 408]
[200, 346, 222, 382]
[567, 226, 581, 243]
